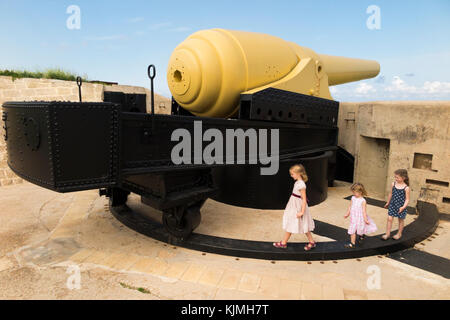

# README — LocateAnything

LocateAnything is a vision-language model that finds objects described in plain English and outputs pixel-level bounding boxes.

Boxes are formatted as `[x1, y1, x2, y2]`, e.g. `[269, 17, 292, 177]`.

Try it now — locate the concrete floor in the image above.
[0, 181, 449, 300]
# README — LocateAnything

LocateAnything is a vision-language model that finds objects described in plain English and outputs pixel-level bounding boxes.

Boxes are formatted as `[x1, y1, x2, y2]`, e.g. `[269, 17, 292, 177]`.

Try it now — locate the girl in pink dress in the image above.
[344, 183, 377, 248]
[273, 164, 316, 250]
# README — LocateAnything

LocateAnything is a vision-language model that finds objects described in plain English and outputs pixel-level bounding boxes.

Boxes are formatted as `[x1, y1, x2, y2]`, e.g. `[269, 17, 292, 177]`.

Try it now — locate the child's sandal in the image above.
[344, 242, 356, 249]
[304, 242, 316, 251]
[273, 241, 287, 248]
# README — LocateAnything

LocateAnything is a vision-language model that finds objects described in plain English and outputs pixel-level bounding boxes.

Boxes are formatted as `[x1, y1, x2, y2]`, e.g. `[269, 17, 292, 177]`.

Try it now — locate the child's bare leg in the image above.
[282, 232, 291, 244]
[350, 233, 356, 245]
[382, 216, 393, 239]
[394, 218, 405, 239]
[306, 232, 314, 244]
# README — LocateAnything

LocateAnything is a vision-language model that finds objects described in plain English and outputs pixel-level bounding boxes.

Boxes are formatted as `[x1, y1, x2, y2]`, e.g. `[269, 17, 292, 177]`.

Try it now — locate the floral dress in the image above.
[348, 196, 377, 235]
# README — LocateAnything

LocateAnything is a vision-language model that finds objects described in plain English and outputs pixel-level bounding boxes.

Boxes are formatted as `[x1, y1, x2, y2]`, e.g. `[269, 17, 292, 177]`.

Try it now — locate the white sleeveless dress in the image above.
[282, 180, 315, 234]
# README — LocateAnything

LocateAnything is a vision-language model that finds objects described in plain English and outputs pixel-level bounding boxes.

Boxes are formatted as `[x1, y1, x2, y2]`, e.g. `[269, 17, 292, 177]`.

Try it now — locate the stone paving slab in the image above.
[218, 269, 243, 290]
[238, 272, 261, 293]
[198, 267, 226, 287]
[322, 285, 345, 300]
[129, 257, 157, 274]
[163, 262, 190, 280]
[111, 254, 141, 271]
[301, 282, 323, 300]
[181, 264, 208, 283]
[278, 279, 303, 300]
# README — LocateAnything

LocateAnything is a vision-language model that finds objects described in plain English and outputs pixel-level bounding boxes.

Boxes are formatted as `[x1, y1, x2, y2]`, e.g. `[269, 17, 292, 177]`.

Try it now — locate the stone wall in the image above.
[338, 101, 450, 214]
[0, 76, 170, 187]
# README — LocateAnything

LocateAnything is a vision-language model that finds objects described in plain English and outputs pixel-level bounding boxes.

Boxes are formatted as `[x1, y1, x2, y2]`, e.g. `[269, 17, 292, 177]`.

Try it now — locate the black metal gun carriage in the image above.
[2, 71, 339, 240]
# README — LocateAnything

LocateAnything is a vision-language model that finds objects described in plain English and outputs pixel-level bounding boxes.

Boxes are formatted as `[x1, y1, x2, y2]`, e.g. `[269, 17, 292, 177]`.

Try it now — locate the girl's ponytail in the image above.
[394, 169, 409, 186]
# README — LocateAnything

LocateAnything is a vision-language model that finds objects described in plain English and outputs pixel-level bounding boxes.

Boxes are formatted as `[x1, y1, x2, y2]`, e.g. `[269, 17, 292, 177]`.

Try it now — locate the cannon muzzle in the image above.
[167, 28, 380, 118]
[319, 54, 380, 86]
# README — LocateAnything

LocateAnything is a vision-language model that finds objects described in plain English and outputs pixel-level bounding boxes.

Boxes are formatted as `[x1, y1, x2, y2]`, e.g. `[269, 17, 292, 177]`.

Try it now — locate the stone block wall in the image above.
[338, 101, 450, 214]
[0, 76, 170, 187]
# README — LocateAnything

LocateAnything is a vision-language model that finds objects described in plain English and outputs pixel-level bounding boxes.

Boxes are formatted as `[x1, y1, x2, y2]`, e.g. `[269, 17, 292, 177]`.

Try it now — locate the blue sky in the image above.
[0, 0, 449, 101]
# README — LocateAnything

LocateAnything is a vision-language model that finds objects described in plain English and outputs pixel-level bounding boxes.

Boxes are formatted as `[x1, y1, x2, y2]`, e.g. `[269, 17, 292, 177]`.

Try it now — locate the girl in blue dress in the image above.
[381, 169, 410, 240]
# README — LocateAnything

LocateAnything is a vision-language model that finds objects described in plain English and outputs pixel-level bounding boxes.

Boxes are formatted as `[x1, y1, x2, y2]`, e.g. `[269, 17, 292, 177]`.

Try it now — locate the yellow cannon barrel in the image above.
[167, 28, 380, 118]
[319, 54, 380, 86]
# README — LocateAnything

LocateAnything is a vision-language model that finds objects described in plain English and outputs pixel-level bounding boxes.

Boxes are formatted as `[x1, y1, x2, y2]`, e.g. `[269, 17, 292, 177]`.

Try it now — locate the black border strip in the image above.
[388, 248, 450, 279]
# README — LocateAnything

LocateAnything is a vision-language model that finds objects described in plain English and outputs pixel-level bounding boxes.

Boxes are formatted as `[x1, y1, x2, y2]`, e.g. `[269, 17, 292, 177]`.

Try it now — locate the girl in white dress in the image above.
[273, 164, 316, 250]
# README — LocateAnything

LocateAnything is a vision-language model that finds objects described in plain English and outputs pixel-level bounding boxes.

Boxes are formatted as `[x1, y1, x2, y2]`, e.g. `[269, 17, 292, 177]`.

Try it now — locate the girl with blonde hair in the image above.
[273, 164, 316, 250]
[344, 183, 377, 248]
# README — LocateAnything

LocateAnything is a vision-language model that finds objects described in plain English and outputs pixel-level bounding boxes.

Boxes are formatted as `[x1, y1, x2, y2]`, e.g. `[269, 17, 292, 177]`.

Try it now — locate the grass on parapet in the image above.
[0, 68, 88, 82]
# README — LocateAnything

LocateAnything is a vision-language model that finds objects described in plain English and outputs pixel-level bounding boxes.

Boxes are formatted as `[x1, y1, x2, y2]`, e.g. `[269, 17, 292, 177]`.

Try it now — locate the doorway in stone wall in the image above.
[356, 136, 390, 200]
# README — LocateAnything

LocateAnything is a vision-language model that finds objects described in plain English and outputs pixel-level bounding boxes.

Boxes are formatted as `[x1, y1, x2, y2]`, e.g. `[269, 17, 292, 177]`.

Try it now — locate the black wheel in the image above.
[108, 188, 130, 207]
[162, 206, 201, 240]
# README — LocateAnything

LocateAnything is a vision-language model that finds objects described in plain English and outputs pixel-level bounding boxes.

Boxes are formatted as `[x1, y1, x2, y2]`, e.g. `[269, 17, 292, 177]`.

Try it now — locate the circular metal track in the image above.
[109, 201, 439, 261]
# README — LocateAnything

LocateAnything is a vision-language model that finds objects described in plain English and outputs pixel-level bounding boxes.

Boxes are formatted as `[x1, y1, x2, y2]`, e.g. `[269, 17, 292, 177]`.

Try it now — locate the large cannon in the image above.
[168, 29, 379, 118]
[2, 29, 379, 240]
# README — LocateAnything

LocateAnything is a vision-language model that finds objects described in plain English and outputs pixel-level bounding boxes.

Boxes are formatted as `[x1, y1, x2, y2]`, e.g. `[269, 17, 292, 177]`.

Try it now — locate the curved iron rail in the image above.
[110, 200, 439, 261]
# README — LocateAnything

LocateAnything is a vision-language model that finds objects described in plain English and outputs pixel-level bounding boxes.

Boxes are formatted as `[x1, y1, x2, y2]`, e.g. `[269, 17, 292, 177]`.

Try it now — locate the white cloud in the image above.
[423, 81, 450, 94]
[329, 76, 450, 101]
[355, 83, 376, 94]
[385, 76, 417, 93]
[385, 76, 450, 97]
